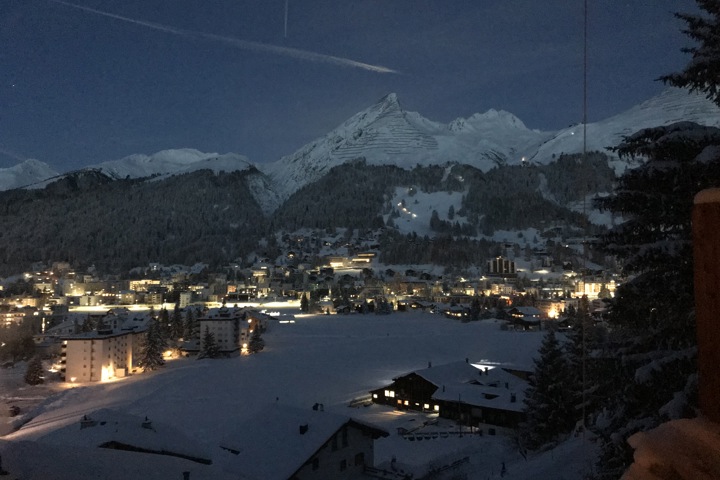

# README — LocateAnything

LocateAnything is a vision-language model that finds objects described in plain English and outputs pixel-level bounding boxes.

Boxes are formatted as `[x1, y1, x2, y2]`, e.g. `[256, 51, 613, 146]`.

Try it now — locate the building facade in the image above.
[61, 329, 144, 382]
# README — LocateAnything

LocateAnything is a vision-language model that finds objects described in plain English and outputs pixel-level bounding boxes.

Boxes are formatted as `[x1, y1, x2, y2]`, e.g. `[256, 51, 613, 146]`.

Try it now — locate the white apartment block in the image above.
[198, 306, 252, 355]
[60, 330, 144, 383]
[178, 291, 193, 308]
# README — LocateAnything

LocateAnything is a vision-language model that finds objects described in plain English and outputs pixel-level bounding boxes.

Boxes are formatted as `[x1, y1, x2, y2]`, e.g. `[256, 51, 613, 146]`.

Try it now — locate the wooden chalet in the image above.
[370, 361, 528, 433]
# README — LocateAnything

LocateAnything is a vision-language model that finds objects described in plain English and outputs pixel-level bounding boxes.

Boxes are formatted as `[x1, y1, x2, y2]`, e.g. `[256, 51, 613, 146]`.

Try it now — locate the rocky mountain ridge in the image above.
[4, 87, 720, 210]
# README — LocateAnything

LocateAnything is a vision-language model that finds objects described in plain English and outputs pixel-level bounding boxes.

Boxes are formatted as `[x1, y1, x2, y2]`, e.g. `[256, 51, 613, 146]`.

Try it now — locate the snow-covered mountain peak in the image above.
[92, 148, 252, 180]
[262, 93, 443, 198]
[0, 158, 59, 191]
[262, 92, 556, 202]
[448, 109, 528, 133]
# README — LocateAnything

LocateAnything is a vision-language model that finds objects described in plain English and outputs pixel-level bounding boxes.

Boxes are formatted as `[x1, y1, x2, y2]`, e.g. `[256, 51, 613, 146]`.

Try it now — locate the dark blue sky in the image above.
[1, 0, 699, 172]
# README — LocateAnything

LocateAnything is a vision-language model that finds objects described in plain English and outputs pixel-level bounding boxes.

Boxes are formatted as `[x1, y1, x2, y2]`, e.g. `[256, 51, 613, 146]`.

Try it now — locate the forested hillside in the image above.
[272, 153, 615, 236]
[0, 153, 616, 275]
[0, 169, 266, 275]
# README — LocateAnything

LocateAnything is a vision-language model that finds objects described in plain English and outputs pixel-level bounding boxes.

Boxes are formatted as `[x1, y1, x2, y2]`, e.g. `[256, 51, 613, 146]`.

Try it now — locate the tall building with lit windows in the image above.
[197, 305, 249, 355]
[60, 329, 144, 383]
[486, 256, 516, 277]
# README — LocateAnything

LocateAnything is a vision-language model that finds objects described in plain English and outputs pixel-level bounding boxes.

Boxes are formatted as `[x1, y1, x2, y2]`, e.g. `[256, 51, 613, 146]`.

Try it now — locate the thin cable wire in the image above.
[581, 0, 590, 476]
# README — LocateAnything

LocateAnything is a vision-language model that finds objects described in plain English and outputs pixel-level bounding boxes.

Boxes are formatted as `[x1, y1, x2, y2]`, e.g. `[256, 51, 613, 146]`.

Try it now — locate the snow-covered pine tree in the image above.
[520, 329, 575, 450]
[138, 318, 166, 371]
[198, 326, 219, 359]
[592, 121, 720, 478]
[248, 328, 265, 354]
[661, 0, 720, 105]
[24, 355, 44, 385]
[591, 6, 720, 474]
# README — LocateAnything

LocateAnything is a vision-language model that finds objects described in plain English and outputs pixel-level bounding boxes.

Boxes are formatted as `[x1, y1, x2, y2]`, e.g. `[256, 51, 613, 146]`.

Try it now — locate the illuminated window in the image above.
[384, 390, 395, 398]
[434, 405, 440, 412]
[372, 393, 378, 399]
[423, 403, 430, 410]
[404, 400, 409, 406]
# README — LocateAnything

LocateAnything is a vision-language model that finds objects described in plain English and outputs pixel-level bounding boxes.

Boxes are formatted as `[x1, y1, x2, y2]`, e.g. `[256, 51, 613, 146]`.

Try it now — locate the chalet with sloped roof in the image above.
[370, 361, 528, 432]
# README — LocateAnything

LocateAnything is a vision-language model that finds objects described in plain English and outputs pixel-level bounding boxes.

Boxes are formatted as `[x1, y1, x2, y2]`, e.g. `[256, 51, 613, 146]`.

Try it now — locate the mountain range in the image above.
[0, 87, 719, 274]
[5, 88, 720, 196]
[4, 88, 720, 205]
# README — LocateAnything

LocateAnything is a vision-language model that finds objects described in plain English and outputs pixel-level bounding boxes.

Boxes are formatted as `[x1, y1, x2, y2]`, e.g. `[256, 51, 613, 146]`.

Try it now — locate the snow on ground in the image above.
[0, 360, 66, 436]
[0, 311, 599, 479]
[388, 186, 466, 237]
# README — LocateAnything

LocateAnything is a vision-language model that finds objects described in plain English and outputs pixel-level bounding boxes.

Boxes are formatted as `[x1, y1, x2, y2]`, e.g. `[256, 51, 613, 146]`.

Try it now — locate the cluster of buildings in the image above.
[24, 304, 267, 383]
[369, 360, 529, 436]
[1, 252, 616, 322]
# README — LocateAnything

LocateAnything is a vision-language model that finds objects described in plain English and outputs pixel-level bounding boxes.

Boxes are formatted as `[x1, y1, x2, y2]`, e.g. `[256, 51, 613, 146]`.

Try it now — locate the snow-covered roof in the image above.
[200, 305, 247, 320]
[37, 408, 212, 462]
[217, 403, 387, 479]
[509, 306, 542, 316]
[406, 361, 484, 387]
[44, 317, 79, 335]
[0, 439, 233, 480]
[432, 368, 527, 412]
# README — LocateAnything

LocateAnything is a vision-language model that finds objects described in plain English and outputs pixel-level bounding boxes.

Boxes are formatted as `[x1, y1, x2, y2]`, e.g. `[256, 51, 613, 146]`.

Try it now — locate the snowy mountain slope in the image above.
[262, 88, 720, 202]
[0, 158, 59, 191]
[525, 88, 720, 169]
[92, 148, 253, 179]
[89, 149, 286, 214]
[262, 93, 551, 201]
[3, 88, 719, 211]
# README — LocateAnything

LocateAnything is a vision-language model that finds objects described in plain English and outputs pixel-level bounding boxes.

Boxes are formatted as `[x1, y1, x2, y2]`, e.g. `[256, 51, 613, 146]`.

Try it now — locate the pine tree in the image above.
[171, 302, 184, 340]
[157, 307, 170, 339]
[81, 315, 96, 333]
[24, 355, 44, 385]
[248, 327, 265, 354]
[563, 295, 609, 431]
[469, 296, 481, 321]
[138, 318, 166, 371]
[591, 122, 720, 476]
[198, 326, 220, 359]
[184, 308, 198, 340]
[590, 7, 720, 470]
[520, 329, 575, 450]
[660, 0, 720, 105]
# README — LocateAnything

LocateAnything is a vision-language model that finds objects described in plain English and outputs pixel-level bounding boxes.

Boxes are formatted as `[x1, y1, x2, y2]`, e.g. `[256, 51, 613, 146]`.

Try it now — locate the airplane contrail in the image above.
[284, 0, 289, 38]
[49, 0, 399, 74]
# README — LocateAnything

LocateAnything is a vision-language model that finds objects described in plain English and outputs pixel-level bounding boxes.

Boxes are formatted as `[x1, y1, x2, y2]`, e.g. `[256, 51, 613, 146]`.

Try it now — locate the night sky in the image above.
[1, 0, 699, 172]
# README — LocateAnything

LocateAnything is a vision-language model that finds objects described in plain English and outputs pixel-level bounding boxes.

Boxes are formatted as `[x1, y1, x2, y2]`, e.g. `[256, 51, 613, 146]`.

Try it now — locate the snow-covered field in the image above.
[1, 312, 598, 479]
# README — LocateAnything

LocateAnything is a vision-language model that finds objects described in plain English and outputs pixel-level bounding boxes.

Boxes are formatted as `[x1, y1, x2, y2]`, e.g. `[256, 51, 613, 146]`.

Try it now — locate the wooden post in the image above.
[693, 188, 720, 423]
